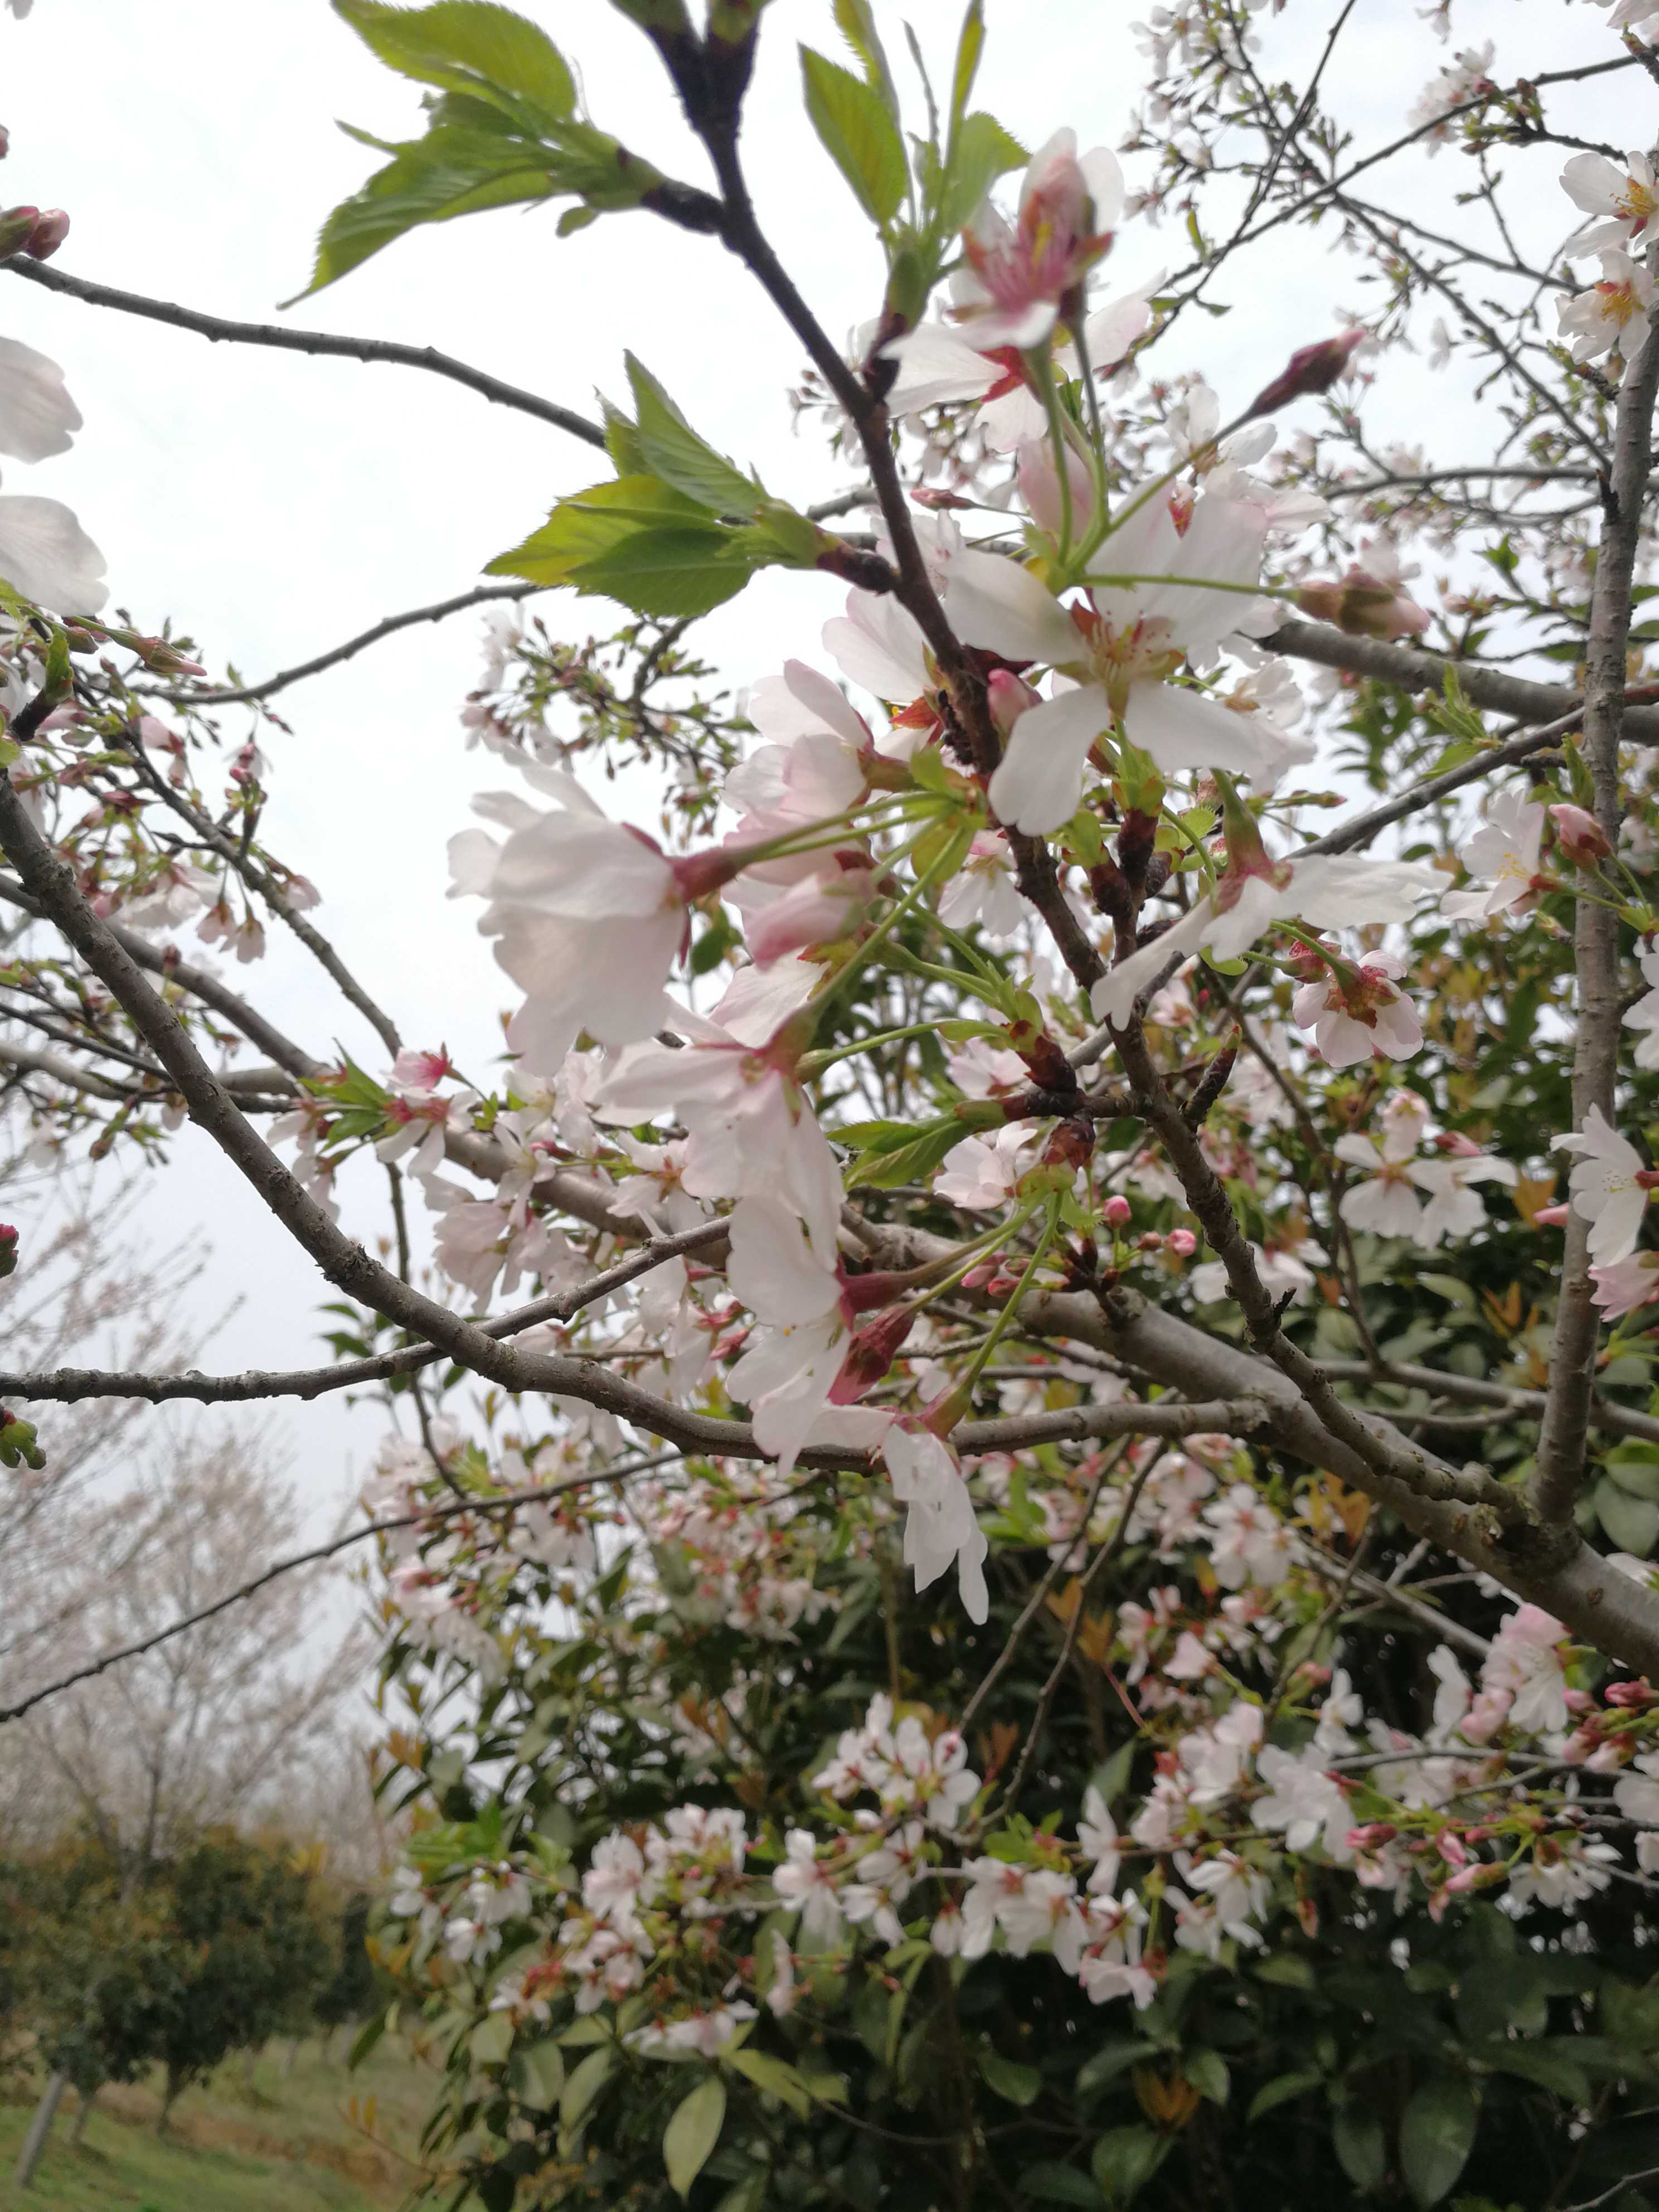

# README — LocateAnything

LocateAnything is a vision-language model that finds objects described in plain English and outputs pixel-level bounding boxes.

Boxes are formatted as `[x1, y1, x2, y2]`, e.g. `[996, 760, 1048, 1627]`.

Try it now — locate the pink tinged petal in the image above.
[823, 595, 932, 706]
[942, 547, 1081, 666]
[988, 681, 1110, 833]
[0, 494, 106, 612]
[1082, 290, 1154, 370]
[1119, 678, 1286, 782]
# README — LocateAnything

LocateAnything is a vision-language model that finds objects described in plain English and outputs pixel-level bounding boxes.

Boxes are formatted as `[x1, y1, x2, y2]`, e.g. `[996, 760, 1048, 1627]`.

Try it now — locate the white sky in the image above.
[0, 0, 1627, 1537]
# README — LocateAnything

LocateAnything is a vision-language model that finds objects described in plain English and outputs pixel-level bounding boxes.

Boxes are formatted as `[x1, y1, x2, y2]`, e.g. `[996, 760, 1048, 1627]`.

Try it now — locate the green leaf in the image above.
[831, 0, 901, 117]
[1331, 2099, 1388, 2190]
[469, 2010, 515, 2066]
[1183, 2048, 1229, 2106]
[567, 526, 769, 618]
[949, 0, 985, 142]
[1400, 2077, 1479, 2209]
[1480, 2043, 1591, 2106]
[1247, 2069, 1323, 2123]
[936, 110, 1027, 236]
[487, 473, 713, 581]
[513, 2036, 565, 2107]
[727, 2050, 812, 2118]
[1596, 1476, 1659, 1557]
[801, 48, 909, 227]
[979, 2048, 1042, 2106]
[1020, 2161, 1105, 2208]
[625, 356, 767, 517]
[1090, 2128, 1171, 2205]
[333, 0, 576, 125]
[1075, 2039, 1161, 2098]
[664, 2075, 727, 2198]
[559, 2043, 617, 2133]
[846, 1117, 974, 1191]
[1253, 1955, 1316, 1990]
[297, 122, 565, 295]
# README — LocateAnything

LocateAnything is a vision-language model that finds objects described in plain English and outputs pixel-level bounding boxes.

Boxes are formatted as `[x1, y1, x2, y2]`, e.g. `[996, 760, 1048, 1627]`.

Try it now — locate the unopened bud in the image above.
[1533, 1201, 1570, 1226]
[987, 667, 1040, 740]
[1167, 1228, 1197, 1259]
[1606, 1679, 1658, 1709]
[1244, 327, 1368, 420]
[24, 208, 69, 260]
[1549, 802, 1613, 866]
[1295, 575, 1430, 641]
[1042, 1115, 1095, 1173]
[1103, 1195, 1132, 1229]
[1346, 1822, 1396, 1851]
[0, 1224, 14, 1280]
[0, 204, 38, 259]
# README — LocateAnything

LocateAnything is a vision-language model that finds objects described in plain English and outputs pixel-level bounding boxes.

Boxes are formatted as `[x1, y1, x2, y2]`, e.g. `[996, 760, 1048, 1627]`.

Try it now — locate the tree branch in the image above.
[3, 259, 607, 449]
[1532, 304, 1659, 1522]
[1265, 619, 1659, 742]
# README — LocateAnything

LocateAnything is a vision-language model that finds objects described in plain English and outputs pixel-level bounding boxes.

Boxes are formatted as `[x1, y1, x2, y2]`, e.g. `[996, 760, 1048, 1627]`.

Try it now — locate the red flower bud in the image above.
[1244, 328, 1367, 419]
[1103, 1195, 1132, 1229]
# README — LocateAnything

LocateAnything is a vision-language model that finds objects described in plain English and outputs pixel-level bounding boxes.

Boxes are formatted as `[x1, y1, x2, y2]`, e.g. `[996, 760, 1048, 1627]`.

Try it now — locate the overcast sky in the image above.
[0, 0, 1620, 1534]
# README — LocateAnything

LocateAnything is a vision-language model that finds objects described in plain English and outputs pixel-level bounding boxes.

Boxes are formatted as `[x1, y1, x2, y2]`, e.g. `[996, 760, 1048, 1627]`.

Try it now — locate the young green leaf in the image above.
[625, 356, 767, 517]
[831, 0, 901, 117]
[801, 48, 909, 229]
[935, 110, 1028, 238]
[334, 0, 577, 126]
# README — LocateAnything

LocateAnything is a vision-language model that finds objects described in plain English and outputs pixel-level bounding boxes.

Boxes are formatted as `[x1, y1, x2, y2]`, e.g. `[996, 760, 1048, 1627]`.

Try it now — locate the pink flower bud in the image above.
[23, 207, 69, 260]
[1563, 1687, 1595, 1715]
[1244, 327, 1369, 419]
[1103, 1195, 1132, 1229]
[1346, 1823, 1397, 1851]
[1549, 802, 1613, 866]
[987, 667, 1040, 738]
[0, 1224, 16, 1282]
[1606, 1679, 1657, 1710]
[1136, 1230, 1164, 1252]
[829, 1305, 916, 1403]
[1296, 573, 1430, 641]
[1167, 1228, 1197, 1259]
[1534, 1201, 1571, 1227]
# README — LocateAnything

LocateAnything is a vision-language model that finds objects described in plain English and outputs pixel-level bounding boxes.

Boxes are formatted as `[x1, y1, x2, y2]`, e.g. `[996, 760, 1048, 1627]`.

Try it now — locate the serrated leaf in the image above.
[949, 1, 985, 141]
[846, 1117, 973, 1190]
[1399, 2076, 1479, 2209]
[664, 2074, 726, 2198]
[937, 110, 1027, 235]
[334, 0, 576, 125]
[801, 48, 909, 227]
[567, 527, 769, 618]
[831, 0, 900, 117]
[625, 355, 766, 517]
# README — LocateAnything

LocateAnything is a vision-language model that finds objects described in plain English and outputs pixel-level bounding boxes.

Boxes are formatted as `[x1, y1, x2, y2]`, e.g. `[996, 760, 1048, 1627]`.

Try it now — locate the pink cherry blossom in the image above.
[1292, 950, 1423, 1069]
[952, 129, 1124, 352]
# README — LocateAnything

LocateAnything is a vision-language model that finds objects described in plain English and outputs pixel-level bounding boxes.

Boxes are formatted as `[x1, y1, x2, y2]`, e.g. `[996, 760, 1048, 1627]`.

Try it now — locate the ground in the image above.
[0, 2036, 438, 2211]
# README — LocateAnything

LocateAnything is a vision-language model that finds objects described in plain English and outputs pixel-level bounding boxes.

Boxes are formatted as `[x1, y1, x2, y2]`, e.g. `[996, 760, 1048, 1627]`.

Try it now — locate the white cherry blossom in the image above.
[1557, 248, 1656, 379]
[1440, 787, 1546, 920]
[886, 1428, 989, 1622]
[1563, 151, 1659, 254]
[1555, 1105, 1653, 1264]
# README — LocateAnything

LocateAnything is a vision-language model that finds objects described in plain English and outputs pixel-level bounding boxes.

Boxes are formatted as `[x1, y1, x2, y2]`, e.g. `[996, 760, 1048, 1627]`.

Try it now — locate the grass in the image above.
[0, 2036, 441, 2212]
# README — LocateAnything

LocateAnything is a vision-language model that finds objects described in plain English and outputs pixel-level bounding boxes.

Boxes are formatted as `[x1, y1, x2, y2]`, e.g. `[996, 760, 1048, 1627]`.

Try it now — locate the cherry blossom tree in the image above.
[9, 0, 1659, 2201]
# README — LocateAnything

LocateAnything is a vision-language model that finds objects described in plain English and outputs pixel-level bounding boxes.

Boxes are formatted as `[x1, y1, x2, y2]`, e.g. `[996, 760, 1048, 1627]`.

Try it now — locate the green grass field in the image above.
[0, 2036, 440, 2211]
